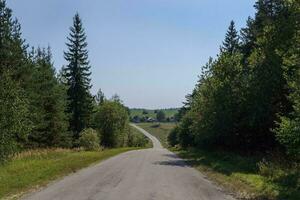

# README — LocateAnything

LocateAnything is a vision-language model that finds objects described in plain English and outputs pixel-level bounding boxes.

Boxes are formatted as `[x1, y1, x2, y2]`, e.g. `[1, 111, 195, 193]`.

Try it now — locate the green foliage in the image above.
[175, 0, 300, 155]
[79, 128, 100, 151]
[177, 112, 195, 148]
[127, 126, 150, 147]
[95, 88, 105, 105]
[275, 1, 300, 158]
[27, 48, 70, 148]
[167, 126, 179, 147]
[0, 71, 30, 162]
[221, 20, 239, 54]
[94, 101, 129, 147]
[276, 117, 300, 157]
[63, 13, 94, 139]
[0, 0, 31, 161]
[156, 110, 166, 122]
[175, 148, 300, 200]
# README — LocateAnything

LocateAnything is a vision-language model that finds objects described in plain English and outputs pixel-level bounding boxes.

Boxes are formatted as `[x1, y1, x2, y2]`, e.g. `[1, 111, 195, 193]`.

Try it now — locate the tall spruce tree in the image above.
[221, 21, 240, 54]
[63, 13, 93, 139]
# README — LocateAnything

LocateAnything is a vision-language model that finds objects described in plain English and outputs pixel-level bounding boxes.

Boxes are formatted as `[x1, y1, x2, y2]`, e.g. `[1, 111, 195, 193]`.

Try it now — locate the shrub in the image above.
[275, 117, 300, 158]
[127, 133, 148, 147]
[168, 127, 179, 147]
[94, 101, 129, 147]
[79, 128, 100, 151]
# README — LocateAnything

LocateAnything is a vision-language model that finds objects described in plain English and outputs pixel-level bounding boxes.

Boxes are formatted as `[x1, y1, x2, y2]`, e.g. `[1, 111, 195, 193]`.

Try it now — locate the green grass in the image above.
[138, 123, 300, 200]
[173, 148, 300, 200]
[137, 123, 176, 147]
[0, 148, 139, 199]
[130, 108, 178, 119]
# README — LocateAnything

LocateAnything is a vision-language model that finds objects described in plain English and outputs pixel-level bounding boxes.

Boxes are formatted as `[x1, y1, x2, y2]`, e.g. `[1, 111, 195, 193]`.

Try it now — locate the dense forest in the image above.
[0, 0, 147, 162]
[169, 0, 300, 159]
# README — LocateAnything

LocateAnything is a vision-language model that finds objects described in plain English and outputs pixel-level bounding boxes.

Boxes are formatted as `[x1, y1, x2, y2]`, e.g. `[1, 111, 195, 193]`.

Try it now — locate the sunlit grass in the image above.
[0, 148, 139, 199]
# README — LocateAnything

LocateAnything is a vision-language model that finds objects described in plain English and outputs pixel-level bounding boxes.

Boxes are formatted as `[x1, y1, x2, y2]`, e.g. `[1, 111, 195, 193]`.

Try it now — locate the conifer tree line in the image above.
[169, 0, 300, 158]
[0, 1, 145, 162]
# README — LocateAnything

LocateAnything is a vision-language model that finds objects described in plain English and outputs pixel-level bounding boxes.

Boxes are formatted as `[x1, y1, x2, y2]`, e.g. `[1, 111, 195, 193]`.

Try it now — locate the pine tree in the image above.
[63, 13, 93, 139]
[28, 47, 70, 147]
[221, 21, 239, 54]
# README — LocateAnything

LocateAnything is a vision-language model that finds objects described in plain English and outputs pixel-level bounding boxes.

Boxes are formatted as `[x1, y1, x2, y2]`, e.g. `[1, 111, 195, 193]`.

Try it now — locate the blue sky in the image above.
[8, 0, 256, 109]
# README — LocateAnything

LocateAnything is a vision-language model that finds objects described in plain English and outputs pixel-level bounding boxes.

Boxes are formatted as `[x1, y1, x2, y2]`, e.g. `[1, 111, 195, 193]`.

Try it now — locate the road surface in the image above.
[23, 124, 234, 200]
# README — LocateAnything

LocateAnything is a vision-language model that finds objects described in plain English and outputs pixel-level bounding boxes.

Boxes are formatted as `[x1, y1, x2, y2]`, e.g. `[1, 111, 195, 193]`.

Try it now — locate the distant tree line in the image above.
[0, 0, 147, 162]
[130, 108, 180, 123]
[168, 0, 300, 159]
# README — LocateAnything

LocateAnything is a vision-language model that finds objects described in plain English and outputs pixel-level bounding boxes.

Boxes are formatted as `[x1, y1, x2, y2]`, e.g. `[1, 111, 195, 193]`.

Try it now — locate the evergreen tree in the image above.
[0, 0, 31, 161]
[221, 21, 240, 54]
[275, 0, 300, 157]
[95, 88, 105, 105]
[0, 71, 30, 161]
[63, 13, 93, 139]
[28, 47, 70, 147]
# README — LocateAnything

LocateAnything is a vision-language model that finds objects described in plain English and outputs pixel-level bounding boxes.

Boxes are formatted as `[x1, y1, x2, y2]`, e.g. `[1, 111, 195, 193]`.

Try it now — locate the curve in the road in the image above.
[23, 124, 234, 200]
[130, 123, 162, 149]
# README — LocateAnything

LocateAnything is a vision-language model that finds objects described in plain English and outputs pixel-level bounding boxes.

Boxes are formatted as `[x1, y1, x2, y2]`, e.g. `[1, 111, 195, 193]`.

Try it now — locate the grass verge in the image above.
[0, 147, 139, 199]
[173, 148, 300, 200]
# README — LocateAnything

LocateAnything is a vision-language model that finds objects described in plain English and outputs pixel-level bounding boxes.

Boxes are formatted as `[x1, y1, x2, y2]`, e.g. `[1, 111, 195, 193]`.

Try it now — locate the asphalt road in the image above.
[23, 124, 234, 200]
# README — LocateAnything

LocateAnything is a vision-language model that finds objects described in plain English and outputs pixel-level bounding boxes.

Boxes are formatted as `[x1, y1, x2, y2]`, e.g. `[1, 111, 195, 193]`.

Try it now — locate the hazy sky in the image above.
[8, 0, 256, 109]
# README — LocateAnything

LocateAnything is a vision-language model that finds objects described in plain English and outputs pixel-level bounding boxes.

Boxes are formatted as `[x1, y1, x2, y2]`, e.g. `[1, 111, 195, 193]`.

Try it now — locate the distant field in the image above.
[130, 108, 179, 119]
[137, 123, 176, 147]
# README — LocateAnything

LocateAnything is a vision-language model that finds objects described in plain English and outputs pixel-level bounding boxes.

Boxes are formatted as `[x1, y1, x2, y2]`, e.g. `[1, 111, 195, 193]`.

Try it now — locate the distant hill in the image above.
[129, 108, 179, 119]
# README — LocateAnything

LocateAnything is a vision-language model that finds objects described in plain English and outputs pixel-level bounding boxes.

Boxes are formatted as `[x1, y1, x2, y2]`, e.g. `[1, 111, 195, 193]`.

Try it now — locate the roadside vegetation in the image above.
[0, 1, 151, 199]
[174, 148, 300, 200]
[0, 148, 138, 199]
[141, 122, 300, 200]
[129, 126, 153, 148]
[0, 0, 148, 162]
[165, 1, 300, 199]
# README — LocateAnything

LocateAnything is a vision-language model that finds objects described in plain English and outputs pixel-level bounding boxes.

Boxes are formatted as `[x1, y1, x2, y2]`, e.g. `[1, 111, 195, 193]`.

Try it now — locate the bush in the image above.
[275, 117, 300, 158]
[94, 101, 129, 147]
[79, 128, 100, 151]
[168, 127, 179, 147]
[177, 112, 195, 148]
[127, 133, 148, 147]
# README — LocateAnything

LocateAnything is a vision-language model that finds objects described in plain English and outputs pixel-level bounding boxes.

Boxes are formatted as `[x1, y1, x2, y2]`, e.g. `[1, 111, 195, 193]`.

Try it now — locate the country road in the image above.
[23, 124, 234, 200]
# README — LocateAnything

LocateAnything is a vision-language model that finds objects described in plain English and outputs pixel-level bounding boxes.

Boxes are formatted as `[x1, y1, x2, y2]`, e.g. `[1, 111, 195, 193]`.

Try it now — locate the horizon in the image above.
[8, 0, 256, 109]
